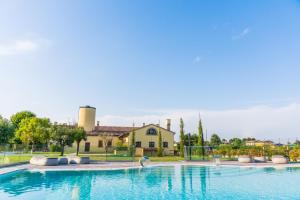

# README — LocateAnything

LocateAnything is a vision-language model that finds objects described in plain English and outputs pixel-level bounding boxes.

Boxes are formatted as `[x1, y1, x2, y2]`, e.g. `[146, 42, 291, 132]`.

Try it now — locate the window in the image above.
[135, 141, 141, 147]
[98, 140, 103, 148]
[107, 140, 112, 147]
[146, 128, 157, 135]
[163, 142, 168, 148]
[149, 142, 155, 148]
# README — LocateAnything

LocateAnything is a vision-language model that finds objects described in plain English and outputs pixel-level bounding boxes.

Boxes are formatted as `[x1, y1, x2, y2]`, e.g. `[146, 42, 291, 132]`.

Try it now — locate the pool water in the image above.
[1, 165, 300, 200]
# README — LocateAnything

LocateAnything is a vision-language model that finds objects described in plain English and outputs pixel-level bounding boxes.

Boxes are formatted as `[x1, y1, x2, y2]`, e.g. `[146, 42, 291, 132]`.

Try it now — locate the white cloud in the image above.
[232, 27, 250, 40]
[192, 56, 202, 64]
[97, 103, 300, 143]
[0, 38, 51, 56]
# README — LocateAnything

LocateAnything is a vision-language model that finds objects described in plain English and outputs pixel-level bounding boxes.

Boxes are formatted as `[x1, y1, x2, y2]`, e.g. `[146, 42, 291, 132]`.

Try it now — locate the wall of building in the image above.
[69, 135, 121, 153]
[128, 124, 174, 155]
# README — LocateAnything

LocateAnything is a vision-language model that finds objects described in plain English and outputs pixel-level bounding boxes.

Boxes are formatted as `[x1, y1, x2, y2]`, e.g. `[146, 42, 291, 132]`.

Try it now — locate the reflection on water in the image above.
[1, 166, 300, 200]
[0, 170, 93, 199]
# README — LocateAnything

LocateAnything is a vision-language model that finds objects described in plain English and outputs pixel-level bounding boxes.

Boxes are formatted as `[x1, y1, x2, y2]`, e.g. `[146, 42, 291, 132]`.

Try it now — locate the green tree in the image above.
[50, 125, 74, 156]
[129, 123, 136, 156]
[229, 138, 243, 149]
[183, 133, 198, 146]
[294, 140, 300, 146]
[16, 117, 50, 151]
[197, 118, 205, 158]
[180, 118, 185, 158]
[157, 127, 163, 157]
[72, 127, 87, 156]
[0, 116, 15, 144]
[210, 134, 222, 147]
[10, 111, 36, 129]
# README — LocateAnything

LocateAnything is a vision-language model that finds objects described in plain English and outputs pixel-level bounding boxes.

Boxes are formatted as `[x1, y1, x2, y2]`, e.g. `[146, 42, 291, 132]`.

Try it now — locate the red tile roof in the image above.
[88, 126, 139, 136]
[95, 126, 137, 132]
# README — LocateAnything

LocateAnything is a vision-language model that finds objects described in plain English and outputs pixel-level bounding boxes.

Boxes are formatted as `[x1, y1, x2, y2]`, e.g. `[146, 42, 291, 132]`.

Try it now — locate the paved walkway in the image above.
[1, 161, 300, 175]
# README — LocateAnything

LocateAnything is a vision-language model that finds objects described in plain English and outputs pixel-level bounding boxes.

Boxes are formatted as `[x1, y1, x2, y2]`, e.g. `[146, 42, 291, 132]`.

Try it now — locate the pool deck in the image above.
[1, 161, 300, 175]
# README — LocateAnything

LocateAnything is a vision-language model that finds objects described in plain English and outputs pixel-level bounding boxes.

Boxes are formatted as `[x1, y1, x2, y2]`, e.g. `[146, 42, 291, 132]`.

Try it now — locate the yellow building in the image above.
[77, 106, 175, 156]
[245, 140, 274, 147]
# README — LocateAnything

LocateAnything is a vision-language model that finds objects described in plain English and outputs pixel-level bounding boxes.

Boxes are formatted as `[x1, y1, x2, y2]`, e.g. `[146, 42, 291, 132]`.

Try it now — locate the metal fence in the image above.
[184, 146, 214, 161]
[0, 144, 137, 167]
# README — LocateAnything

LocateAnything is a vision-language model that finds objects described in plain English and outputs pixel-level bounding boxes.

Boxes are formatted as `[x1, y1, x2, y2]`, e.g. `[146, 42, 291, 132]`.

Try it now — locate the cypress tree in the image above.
[198, 117, 205, 159]
[180, 118, 185, 158]
[157, 127, 163, 157]
[130, 123, 135, 156]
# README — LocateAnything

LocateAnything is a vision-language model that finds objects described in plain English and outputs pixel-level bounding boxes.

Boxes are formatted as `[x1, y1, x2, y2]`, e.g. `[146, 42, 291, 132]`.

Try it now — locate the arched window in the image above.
[146, 128, 157, 135]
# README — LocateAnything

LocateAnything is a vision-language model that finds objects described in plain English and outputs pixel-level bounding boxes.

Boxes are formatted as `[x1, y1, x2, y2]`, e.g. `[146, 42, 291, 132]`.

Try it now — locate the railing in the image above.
[0, 144, 137, 167]
[184, 146, 214, 161]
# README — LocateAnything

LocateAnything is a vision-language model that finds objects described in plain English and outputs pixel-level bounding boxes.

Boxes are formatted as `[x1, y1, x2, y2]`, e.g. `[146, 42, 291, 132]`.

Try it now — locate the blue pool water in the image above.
[1, 165, 300, 199]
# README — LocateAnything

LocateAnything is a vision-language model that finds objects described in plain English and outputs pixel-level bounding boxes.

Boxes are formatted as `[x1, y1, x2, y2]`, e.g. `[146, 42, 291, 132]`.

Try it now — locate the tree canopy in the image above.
[50, 125, 74, 156]
[72, 127, 87, 156]
[229, 138, 243, 149]
[210, 133, 222, 147]
[16, 117, 50, 150]
[0, 116, 15, 144]
[10, 111, 36, 129]
[157, 127, 163, 157]
[179, 118, 185, 157]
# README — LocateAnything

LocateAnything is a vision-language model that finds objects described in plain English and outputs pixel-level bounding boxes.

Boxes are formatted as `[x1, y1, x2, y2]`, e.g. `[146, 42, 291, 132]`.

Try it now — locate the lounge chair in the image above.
[30, 156, 58, 166]
[67, 156, 90, 164]
[253, 156, 266, 163]
[272, 155, 288, 164]
[58, 157, 68, 165]
[238, 155, 252, 163]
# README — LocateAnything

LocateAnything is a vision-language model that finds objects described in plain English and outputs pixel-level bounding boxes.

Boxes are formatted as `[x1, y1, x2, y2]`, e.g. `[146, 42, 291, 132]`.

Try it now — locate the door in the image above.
[84, 142, 90, 152]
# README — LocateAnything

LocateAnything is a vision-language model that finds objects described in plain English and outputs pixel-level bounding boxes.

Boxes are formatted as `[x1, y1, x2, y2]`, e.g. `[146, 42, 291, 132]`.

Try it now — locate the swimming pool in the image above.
[1, 165, 300, 199]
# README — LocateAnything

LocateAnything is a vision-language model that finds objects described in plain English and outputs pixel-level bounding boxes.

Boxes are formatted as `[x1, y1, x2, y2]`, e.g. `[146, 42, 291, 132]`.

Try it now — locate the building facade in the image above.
[245, 140, 274, 147]
[76, 106, 175, 156]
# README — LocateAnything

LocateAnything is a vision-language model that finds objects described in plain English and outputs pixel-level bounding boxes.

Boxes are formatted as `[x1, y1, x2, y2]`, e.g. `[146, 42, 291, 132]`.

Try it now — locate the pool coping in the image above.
[2, 161, 300, 175]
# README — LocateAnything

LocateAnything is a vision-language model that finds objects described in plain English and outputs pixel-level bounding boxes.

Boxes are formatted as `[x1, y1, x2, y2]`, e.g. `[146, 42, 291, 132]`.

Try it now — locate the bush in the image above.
[289, 147, 300, 161]
[49, 144, 61, 152]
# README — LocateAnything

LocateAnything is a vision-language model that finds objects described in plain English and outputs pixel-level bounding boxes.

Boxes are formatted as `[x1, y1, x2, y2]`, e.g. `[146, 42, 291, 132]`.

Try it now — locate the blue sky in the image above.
[1, 0, 300, 141]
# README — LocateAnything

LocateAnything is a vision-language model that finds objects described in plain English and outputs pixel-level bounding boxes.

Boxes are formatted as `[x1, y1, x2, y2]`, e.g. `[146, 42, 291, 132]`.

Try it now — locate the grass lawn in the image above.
[149, 156, 184, 162]
[89, 155, 184, 162]
[0, 155, 32, 165]
[1, 153, 184, 165]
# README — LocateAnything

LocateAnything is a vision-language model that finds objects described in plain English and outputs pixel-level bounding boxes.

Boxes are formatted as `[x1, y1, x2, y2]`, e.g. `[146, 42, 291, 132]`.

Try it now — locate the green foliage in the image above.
[289, 146, 300, 161]
[129, 124, 136, 156]
[179, 118, 185, 157]
[116, 140, 124, 148]
[272, 146, 288, 157]
[157, 127, 163, 157]
[0, 116, 15, 144]
[210, 133, 222, 147]
[197, 119, 204, 146]
[10, 111, 36, 129]
[71, 127, 87, 156]
[217, 144, 233, 157]
[294, 140, 300, 146]
[50, 125, 74, 156]
[229, 138, 243, 149]
[197, 118, 205, 158]
[49, 143, 61, 152]
[16, 117, 50, 150]
[183, 133, 198, 146]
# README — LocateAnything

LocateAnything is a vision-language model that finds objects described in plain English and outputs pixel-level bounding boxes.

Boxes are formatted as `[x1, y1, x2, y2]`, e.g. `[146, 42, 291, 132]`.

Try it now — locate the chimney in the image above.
[166, 119, 171, 131]
[97, 121, 100, 126]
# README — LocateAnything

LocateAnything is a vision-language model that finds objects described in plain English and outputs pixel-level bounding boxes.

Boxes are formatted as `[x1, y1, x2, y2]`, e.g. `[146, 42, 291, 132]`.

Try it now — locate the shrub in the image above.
[49, 144, 61, 152]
